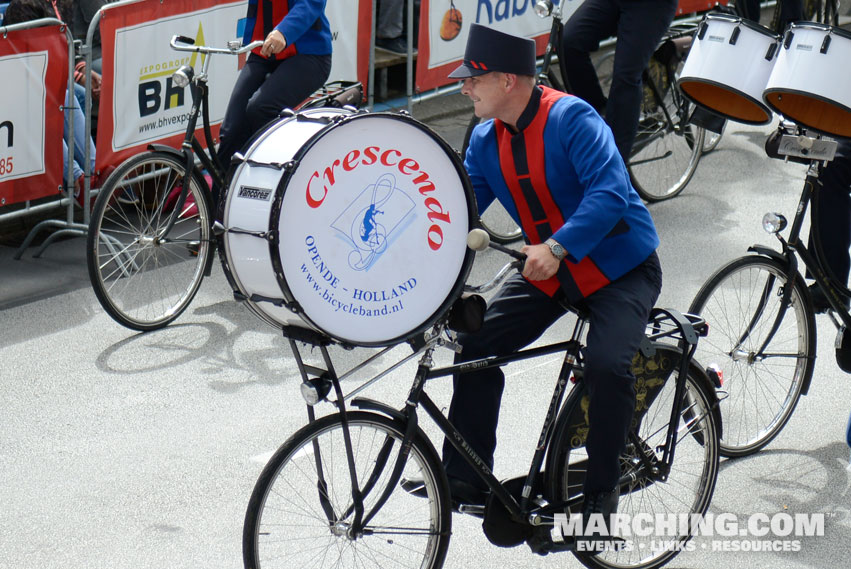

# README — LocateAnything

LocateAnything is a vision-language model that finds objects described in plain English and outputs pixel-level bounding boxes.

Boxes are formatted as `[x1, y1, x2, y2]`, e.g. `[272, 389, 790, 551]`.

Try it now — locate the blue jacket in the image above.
[241, 0, 331, 59]
[465, 86, 659, 301]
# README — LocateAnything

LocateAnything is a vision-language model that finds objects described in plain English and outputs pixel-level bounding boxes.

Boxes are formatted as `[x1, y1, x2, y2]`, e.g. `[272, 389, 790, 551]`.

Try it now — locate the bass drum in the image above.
[225, 111, 476, 347]
[220, 108, 352, 331]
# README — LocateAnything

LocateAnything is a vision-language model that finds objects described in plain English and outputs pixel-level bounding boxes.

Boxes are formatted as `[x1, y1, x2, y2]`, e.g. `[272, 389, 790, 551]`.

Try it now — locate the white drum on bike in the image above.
[763, 23, 851, 139]
[678, 13, 780, 125]
[221, 111, 475, 346]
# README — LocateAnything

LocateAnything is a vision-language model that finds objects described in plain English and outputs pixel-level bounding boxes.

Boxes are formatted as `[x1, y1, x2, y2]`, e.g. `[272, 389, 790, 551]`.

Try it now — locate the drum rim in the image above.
[702, 12, 780, 39]
[268, 110, 477, 347]
[785, 21, 851, 41]
[679, 77, 774, 125]
[218, 108, 353, 329]
[763, 87, 851, 139]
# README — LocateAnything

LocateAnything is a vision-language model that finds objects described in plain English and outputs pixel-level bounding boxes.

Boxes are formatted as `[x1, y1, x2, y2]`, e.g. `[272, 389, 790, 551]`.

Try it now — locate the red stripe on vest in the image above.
[252, 1, 298, 61]
[496, 87, 612, 299]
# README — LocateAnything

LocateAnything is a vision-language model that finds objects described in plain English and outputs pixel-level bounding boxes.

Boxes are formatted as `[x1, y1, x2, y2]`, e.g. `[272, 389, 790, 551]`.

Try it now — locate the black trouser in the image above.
[443, 252, 662, 495]
[810, 142, 851, 287]
[215, 53, 331, 200]
[561, 0, 678, 161]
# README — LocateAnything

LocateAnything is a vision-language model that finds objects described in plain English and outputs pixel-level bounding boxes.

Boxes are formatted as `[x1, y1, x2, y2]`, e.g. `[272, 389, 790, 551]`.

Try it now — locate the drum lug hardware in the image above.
[820, 35, 831, 55]
[697, 21, 707, 40]
[233, 291, 248, 302]
[765, 42, 778, 61]
[728, 26, 740, 45]
[783, 30, 794, 49]
[212, 221, 226, 236]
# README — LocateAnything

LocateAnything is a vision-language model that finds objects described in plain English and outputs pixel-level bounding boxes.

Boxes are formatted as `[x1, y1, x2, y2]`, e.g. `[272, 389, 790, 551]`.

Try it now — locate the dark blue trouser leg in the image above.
[562, 0, 677, 161]
[443, 254, 662, 493]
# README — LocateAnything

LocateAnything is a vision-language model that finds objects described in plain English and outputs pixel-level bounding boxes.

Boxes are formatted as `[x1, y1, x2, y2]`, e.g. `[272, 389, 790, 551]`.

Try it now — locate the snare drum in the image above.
[221, 111, 475, 347]
[678, 13, 780, 125]
[763, 23, 851, 138]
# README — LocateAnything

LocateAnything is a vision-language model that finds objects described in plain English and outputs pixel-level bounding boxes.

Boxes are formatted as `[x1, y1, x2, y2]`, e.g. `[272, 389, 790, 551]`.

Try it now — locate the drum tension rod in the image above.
[242, 158, 291, 171]
[223, 226, 278, 242]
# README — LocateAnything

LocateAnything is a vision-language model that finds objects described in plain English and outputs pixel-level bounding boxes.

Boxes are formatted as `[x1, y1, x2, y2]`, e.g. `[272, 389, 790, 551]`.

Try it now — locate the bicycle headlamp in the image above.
[300, 374, 332, 406]
[762, 212, 787, 234]
[534, 0, 554, 17]
[172, 65, 194, 88]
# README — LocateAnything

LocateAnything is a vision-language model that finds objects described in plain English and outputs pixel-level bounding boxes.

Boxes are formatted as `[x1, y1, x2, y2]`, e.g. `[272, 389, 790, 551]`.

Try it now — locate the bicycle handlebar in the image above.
[464, 229, 525, 294]
[170, 35, 264, 55]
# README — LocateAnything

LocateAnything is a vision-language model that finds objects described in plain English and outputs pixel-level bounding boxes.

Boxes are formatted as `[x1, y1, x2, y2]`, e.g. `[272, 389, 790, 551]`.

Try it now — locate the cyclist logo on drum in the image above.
[331, 172, 415, 271]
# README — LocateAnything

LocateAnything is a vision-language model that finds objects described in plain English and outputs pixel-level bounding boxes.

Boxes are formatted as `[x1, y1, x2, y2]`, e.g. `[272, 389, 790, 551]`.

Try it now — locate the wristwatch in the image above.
[545, 238, 567, 261]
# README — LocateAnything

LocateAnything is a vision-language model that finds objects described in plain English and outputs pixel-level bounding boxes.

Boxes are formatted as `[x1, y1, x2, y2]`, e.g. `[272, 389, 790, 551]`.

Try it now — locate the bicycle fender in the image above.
[146, 143, 184, 158]
[351, 398, 406, 423]
[747, 245, 793, 269]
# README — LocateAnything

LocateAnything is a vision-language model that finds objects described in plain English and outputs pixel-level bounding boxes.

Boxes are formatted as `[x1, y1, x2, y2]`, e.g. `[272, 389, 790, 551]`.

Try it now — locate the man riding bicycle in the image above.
[405, 23, 663, 546]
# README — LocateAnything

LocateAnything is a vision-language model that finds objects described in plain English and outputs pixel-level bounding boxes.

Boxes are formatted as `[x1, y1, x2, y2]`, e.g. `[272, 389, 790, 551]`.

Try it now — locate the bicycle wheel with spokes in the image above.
[243, 411, 452, 569]
[688, 255, 815, 457]
[629, 58, 704, 202]
[87, 151, 212, 331]
[548, 350, 720, 569]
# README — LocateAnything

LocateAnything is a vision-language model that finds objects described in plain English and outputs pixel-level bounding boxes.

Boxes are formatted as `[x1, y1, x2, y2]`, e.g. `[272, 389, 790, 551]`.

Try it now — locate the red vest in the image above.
[494, 87, 611, 300]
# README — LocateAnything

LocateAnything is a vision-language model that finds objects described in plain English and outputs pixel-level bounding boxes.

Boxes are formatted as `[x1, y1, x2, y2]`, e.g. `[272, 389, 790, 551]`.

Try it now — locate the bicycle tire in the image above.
[547, 348, 719, 569]
[87, 151, 212, 331]
[689, 255, 815, 457]
[462, 113, 523, 244]
[702, 123, 724, 154]
[243, 411, 452, 569]
[596, 50, 704, 202]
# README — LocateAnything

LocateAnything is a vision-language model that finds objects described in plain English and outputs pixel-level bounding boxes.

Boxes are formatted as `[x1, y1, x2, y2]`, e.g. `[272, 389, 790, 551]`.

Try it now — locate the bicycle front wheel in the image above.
[87, 151, 212, 331]
[243, 411, 452, 569]
[689, 255, 815, 457]
[548, 353, 720, 569]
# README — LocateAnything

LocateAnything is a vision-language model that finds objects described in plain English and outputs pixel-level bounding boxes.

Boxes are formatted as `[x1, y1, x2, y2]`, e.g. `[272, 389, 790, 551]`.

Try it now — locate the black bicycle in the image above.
[86, 36, 361, 331]
[243, 230, 721, 569]
[465, 0, 705, 244]
[688, 124, 849, 457]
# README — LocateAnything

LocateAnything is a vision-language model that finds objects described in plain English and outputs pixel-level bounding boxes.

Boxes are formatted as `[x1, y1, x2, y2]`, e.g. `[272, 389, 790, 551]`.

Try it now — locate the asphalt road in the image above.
[2, 97, 851, 569]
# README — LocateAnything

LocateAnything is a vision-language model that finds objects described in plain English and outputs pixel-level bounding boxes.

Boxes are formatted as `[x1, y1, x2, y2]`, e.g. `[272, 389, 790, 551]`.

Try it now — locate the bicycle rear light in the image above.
[172, 65, 194, 88]
[534, 0, 553, 17]
[762, 212, 787, 234]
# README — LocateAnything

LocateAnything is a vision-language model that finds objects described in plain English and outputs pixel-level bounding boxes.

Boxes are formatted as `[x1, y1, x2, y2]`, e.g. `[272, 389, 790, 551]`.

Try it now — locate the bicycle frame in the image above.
[282, 303, 710, 538]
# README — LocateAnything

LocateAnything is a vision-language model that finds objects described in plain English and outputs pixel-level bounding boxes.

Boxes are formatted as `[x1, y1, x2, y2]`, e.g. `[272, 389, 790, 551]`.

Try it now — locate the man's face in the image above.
[460, 72, 506, 120]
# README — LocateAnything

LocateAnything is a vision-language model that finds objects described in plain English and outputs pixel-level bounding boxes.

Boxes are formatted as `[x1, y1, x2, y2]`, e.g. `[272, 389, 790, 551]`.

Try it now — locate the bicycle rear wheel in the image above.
[243, 411, 452, 569]
[689, 255, 815, 457]
[548, 349, 720, 569]
[596, 50, 704, 202]
[87, 151, 212, 331]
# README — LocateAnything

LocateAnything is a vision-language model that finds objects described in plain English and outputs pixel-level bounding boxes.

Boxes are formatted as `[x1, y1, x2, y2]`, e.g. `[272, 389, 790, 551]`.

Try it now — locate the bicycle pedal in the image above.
[455, 503, 485, 518]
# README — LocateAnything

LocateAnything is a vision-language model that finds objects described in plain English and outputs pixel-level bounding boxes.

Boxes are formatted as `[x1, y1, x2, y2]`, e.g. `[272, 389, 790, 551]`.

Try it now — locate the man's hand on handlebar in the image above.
[521, 243, 560, 281]
[261, 30, 287, 58]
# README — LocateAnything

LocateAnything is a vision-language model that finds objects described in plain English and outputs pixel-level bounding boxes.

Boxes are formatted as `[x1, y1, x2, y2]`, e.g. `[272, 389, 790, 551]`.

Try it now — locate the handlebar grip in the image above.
[174, 35, 195, 46]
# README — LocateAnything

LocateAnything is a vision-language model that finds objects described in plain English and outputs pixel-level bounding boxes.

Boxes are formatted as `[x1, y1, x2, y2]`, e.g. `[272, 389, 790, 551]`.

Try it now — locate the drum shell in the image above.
[220, 108, 351, 329]
[763, 23, 851, 138]
[678, 14, 779, 125]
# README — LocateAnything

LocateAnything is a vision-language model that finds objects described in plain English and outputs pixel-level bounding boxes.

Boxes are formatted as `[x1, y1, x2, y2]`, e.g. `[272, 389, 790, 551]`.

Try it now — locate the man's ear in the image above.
[502, 72, 517, 92]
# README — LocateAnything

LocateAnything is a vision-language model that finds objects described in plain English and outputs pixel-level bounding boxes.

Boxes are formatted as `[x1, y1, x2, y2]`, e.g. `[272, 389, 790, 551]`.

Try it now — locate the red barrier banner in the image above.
[415, 0, 581, 93]
[0, 24, 69, 207]
[416, 0, 731, 93]
[97, 0, 246, 172]
[97, 0, 371, 174]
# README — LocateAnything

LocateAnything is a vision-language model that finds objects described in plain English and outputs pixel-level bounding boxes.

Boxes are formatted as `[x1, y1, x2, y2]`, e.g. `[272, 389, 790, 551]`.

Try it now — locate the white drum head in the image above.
[273, 112, 475, 346]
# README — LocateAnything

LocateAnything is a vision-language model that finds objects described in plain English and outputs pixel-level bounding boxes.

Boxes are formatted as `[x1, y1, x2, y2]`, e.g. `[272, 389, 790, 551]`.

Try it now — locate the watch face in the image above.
[549, 240, 565, 259]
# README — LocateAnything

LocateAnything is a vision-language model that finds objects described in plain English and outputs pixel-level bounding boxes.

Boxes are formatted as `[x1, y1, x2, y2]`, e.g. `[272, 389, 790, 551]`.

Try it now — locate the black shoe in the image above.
[809, 283, 849, 314]
[575, 489, 619, 555]
[400, 475, 488, 507]
[376, 36, 416, 56]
